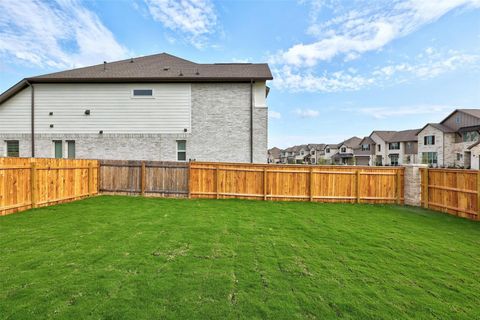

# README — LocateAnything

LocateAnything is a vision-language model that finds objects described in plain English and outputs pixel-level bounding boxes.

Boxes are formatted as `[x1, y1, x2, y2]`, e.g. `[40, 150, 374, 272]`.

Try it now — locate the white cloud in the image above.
[294, 108, 320, 118]
[274, 50, 479, 92]
[275, 0, 480, 67]
[145, 0, 217, 48]
[352, 104, 454, 119]
[0, 0, 129, 69]
[269, 110, 282, 119]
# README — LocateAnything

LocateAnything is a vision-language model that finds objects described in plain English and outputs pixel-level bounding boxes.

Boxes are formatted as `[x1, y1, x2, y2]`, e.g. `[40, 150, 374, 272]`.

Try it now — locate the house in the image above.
[0, 53, 273, 163]
[268, 147, 282, 163]
[331, 137, 362, 165]
[309, 143, 326, 164]
[358, 129, 419, 166]
[318, 143, 339, 164]
[417, 109, 480, 168]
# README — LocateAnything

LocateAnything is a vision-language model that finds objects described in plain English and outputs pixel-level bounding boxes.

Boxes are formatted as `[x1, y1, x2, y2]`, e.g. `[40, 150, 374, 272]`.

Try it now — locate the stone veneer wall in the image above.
[403, 164, 428, 206]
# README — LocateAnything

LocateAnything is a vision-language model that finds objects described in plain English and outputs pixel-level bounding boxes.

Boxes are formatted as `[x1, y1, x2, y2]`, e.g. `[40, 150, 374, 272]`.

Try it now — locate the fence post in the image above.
[477, 171, 480, 219]
[263, 167, 268, 201]
[424, 168, 429, 209]
[88, 162, 94, 196]
[30, 161, 37, 208]
[216, 166, 220, 199]
[141, 161, 146, 196]
[97, 161, 100, 194]
[309, 167, 313, 202]
[356, 170, 360, 203]
[396, 169, 402, 205]
[187, 161, 192, 199]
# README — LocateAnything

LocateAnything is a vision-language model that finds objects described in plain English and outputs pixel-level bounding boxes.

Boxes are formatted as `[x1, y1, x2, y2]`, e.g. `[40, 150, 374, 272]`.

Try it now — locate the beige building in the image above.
[417, 109, 480, 168]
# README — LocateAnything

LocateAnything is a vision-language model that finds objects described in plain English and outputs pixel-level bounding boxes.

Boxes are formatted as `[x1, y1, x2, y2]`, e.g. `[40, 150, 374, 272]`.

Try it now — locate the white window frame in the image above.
[131, 88, 155, 99]
[176, 140, 187, 162]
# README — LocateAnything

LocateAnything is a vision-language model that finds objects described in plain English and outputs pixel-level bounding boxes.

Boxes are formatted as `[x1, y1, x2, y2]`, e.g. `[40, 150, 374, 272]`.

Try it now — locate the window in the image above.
[390, 154, 399, 166]
[132, 89, 153, 97]
[53, 140, 63, 158]
[6, 140, 19, 157]
[341, 147, 346, 153]
[422, 152, 438, 166]
[424, 135, 435, 145]
[326, 148, 330, 153]
[377, 144, 381, 152]
[177, 140, 186, 161]
[389, 142, 400, 150]
[455, 115, 461, 124]
[67, 141, 75, 159]
[463, 131, 479, 142]
[361, 144, 370, 151]
[456, 153, 463, 161]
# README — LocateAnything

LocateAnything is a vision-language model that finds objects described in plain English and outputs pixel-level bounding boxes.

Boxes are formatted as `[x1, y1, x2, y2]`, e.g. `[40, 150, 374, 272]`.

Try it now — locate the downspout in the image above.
[250, 79, 254, 163]
[26, 81, 35, 157]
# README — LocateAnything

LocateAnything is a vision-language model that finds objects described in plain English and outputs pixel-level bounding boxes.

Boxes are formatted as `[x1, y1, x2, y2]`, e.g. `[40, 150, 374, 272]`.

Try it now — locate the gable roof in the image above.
[370, 130, 397, 141]
[0, 52, 273, 104]
[388, 129, 421, 142]
[418, 123, 456, 134]
[440, 109, 480, 124]
[359, 136, 375, 145]
[339, 136, 362, 149]
[268, 147, 282, 158]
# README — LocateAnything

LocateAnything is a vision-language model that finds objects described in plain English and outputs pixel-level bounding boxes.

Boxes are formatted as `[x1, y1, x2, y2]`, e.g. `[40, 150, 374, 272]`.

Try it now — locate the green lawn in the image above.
[1, 196, 479, 319]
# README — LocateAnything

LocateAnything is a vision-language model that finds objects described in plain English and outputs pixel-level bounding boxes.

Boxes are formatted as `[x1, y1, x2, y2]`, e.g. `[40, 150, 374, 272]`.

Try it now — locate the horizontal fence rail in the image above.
[0, 157, 99, 216]
[99, 160, 188, 197]
[189, 162, 404, 204]
[421, 168, 479, 220]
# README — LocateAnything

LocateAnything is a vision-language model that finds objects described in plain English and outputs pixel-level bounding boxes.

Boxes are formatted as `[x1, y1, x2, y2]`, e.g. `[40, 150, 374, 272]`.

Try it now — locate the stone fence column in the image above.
[402, 164, 428, 206]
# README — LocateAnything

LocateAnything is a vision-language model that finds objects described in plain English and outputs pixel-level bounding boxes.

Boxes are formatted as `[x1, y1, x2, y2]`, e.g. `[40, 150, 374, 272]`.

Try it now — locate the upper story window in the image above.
[378, 144, 381, 152]
[326, 148, 330, 153]
[6, 140, 19, 157]
[455, 115, 461, 124]
[132, 89, 153, 97]
[361, 144, 370, 151]
[424, 135, 435, 145]
[389, 142, 400, 150]
[463, 131, 479, 142]
[341, 147, 346, 153]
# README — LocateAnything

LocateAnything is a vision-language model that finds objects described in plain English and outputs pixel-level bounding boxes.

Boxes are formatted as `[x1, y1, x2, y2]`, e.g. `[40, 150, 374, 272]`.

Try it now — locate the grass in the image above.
[0, 196, 479, 319]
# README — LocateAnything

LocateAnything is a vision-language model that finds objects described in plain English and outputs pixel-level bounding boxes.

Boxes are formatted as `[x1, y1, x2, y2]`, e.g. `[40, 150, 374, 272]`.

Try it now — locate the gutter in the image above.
[250, 79, 254, 163]
[26, 81, 35, 157]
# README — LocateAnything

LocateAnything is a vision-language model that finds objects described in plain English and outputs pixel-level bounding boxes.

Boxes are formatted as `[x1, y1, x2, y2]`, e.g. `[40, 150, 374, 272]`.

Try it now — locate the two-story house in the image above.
[268, 147, 282, 164]
[0, 53, 272, 163]
[358, 130, 419, 166]
[417, 109, 480, 168]
[331, 137, 362, 165]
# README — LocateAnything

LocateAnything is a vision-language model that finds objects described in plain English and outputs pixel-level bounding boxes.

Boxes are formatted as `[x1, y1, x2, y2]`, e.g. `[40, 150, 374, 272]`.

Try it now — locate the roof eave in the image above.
[0, 79, 29, 105]
[26, 76, 273, 83]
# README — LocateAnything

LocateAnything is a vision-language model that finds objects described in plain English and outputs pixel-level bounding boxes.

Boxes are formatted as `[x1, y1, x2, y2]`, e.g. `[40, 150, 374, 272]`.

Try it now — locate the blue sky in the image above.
[1, 0, 479, 148]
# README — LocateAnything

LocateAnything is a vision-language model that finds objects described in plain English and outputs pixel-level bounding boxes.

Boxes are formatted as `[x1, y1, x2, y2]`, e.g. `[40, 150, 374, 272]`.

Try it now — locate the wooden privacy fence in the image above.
[189, 162, 404, 204]
[421, 168, 480, 220]
[0, 157, 99, 216]
[99, 160, 188, 197]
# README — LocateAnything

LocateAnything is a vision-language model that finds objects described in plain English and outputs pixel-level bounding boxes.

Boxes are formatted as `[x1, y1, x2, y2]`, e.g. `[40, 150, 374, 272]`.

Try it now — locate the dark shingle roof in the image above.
[0, 53, 273, 104]
[29, 53, 273, 82]
[419, 123, 456, 133]
[339, 136, 362, 149]
[388, 129, 421, 142]
[371, 131, 397, 141]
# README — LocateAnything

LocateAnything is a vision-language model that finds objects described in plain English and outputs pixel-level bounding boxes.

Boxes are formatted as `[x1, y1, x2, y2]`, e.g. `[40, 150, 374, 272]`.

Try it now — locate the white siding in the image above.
[253, 81, 266, 108]
[0, 87, 31, 133]
[32, 83, 191, 134]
